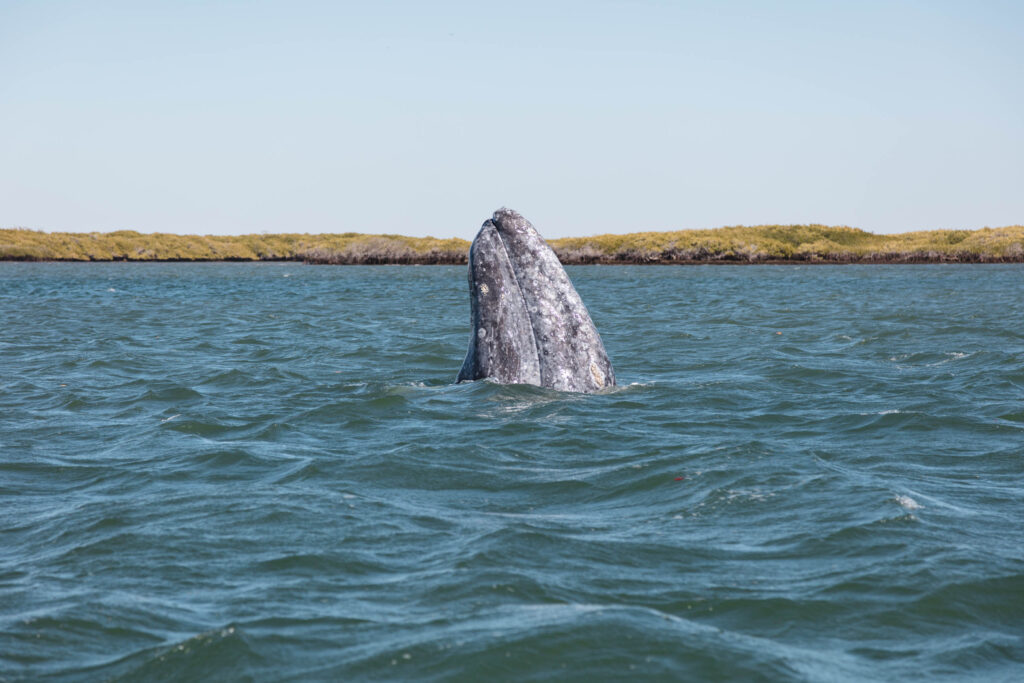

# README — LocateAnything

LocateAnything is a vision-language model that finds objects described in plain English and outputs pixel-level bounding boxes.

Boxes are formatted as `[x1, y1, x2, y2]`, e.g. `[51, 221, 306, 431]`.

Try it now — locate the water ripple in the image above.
[1, 263, 1023, 680]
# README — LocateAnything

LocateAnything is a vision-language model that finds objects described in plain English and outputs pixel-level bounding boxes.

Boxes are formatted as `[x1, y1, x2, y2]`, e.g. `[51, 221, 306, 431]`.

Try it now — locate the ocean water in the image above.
[1, 262, 1023, 681]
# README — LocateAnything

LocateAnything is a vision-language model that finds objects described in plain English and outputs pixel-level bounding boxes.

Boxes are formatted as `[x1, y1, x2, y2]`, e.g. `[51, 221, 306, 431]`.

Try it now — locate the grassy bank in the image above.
[551, 224, 1024, 264]
[2, 224, 1023, 264]
[0, 230, 468, 264]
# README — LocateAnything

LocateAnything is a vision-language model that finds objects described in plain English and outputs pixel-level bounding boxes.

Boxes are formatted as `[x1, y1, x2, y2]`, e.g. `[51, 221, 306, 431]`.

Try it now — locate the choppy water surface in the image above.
[2, 263, 1023, 681]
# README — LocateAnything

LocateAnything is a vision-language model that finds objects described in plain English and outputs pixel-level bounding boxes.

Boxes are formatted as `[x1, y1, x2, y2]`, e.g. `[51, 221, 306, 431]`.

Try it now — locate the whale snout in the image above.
[488, 208, 539, 246]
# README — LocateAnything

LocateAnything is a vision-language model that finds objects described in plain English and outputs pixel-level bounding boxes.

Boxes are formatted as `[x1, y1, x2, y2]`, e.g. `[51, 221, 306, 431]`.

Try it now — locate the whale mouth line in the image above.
[487, 220, 543, 370]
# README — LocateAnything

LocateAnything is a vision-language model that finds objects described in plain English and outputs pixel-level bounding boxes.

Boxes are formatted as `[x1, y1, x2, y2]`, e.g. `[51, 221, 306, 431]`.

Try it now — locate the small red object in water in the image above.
[675, 477, 684, 481]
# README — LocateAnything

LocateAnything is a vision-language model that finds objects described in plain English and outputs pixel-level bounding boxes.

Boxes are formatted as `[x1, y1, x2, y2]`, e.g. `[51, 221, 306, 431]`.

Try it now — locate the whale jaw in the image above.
[456, 220, 542, 386]
[457, 209, 615, 393]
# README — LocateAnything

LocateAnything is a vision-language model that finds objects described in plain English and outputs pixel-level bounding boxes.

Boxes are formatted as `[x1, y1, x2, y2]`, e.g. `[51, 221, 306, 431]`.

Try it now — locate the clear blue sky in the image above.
[2, 0, 1021, 238]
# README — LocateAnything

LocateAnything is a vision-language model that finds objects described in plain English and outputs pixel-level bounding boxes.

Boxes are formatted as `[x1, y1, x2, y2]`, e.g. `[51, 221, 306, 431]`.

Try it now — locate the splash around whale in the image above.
[456, 209, 615, 393]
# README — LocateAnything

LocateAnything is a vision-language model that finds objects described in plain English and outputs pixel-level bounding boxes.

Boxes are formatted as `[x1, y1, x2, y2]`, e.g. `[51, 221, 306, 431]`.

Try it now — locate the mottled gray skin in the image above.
[456, 220, 542, 386]
[457, 208, 616, 393]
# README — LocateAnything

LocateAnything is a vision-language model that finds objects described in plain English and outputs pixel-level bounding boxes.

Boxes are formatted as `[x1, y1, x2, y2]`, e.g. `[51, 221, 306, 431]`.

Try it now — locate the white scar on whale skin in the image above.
[456, 208, 615, 394]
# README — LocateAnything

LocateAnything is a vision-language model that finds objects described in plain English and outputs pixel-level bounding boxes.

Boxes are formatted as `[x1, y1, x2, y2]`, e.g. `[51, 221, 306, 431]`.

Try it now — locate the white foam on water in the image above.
[894, 495, 922, 510]
[928, 351, 971, 367]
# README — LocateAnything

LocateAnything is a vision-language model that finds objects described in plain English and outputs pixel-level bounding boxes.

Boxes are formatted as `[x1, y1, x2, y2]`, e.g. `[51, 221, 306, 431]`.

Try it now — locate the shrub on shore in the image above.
[0, 229, 471, 264]
[1, 225, 1022, 264]
[549, 224, 1024, 264]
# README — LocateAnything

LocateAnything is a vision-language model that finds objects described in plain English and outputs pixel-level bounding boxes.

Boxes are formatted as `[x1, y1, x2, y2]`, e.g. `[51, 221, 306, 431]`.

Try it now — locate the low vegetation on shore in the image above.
[550, 224, 1024, 264]
[0, 230, 467, 264]
[2, 224, 1022, 264]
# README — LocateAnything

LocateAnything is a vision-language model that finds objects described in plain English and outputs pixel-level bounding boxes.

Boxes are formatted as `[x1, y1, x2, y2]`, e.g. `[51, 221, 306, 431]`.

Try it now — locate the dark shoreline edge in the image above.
[4, 224, 1022, 264]
[3, 254, 1024, 265]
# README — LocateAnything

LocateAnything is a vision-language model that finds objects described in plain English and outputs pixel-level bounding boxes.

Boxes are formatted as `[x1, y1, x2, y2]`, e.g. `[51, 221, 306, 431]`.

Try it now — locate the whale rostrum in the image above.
[456, 208, 615, 393]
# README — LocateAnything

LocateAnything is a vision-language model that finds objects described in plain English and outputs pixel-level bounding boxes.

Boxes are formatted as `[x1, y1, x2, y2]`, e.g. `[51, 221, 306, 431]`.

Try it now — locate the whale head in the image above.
[456, 208, 615, 393]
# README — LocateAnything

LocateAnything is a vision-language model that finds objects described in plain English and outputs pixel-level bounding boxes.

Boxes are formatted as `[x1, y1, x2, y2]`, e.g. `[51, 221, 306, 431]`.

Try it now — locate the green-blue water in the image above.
[2, 263, 1023, 681]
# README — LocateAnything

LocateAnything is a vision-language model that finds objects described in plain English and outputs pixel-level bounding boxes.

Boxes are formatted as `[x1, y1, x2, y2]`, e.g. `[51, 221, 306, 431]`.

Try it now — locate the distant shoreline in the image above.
[4, 257, 1024, 265]
[2, 224, 1022, 264]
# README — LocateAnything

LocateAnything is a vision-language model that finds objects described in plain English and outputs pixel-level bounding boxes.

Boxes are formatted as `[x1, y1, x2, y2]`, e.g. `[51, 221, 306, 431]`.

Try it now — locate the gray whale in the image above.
[456, 208, 615, 393]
